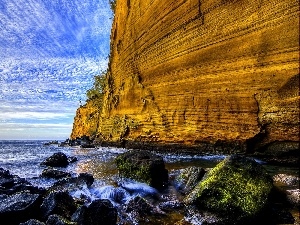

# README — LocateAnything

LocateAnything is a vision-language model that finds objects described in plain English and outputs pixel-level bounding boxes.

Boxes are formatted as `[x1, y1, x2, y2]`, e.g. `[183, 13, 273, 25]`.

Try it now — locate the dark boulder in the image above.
[125, 196, 153, 214]
[0, 168, 45, 196]
[72, 199, 117, 225]
[0, 192, 42, 225]
[46, 214, 76, 225]
[49, 173, 95, 194]
[40, 191, 77, 220]
[78, 173, 94, 187]
[41, 169, 71, 179]
[115, 150, 168, 188]
[184, 155, 273, 224]
[20, 219, 46, 225]
[40, 152, 69, 167]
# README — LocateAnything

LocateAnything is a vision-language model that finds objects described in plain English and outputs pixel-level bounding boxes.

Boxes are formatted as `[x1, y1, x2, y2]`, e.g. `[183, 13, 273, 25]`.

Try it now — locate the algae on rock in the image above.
[115, 150, 168, 188]
[184, 155, 273, 223]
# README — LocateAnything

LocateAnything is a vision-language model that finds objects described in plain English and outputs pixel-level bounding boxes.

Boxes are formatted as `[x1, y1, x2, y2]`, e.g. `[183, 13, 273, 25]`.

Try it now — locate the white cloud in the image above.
[0, 0, 112, 139]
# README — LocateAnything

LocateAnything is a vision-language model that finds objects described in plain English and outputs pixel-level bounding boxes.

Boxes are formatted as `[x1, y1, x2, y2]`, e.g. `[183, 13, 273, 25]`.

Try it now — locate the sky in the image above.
[0, 0, 113, 140]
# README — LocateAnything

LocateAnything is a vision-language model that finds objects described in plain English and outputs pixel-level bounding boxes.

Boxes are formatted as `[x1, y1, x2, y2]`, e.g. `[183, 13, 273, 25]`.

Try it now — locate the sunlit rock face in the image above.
[72, 0, 299, 152]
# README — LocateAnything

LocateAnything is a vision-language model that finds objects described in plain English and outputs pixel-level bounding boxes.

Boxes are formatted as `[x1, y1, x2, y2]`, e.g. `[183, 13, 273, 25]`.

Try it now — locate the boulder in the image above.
[0, 192, 42, 225]
[49, 173, 95, 194]
[0, 168, 45, 196]
[41, 169, 71, 179]
[175, 166, 206, 194]
[286, 189, 300, 206]
[46, 214, 76, 225]
[41, 152, 69, 167]
[125, 196, 153, 214]
[40, 191, 77, 220]
[273, 174, 299, 186]
[20, 219, 46, 225]
[72, 199, 117, 225]
[115, 150, 168, 188]
[78, 173, 94, 187]
[184, 155, 273, 224]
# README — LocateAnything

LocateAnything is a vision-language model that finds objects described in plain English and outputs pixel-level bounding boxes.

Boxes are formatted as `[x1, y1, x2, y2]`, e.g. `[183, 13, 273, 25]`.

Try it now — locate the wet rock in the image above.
[125, 196, 153, 214]
[183, 206, 223, 225]
[273, 173, 299, 186]
[123, 196, 161, 224]
[71, 205, 87, 224]
[115, 150, 168, 188]
[49, 173, 94, 194]
[44, 141, 59, 146]
[68, 156, 78, 164]
[0, 168, 45, 196]
[0, 168, 12, 178]
[286, 189, 300, 206]
[72, 199, 117, 225]
[80, 144, 95, 148]
[41, 169, 71, 179]
[269, 207, 295, 224]
[0, 192, 42, 225]
[184, 155, 273, 224]
[158, 200, 184, 211]
[0, 168, 17, 190]
[46, 214, 76, 225]
[41, 152, 69, 167]
[78, 173, 94, 187]
[20, 219, 46, 225]
[175, 166, 206, 194]
[174, 220, 193, 225]
[40, 191, 77, 220]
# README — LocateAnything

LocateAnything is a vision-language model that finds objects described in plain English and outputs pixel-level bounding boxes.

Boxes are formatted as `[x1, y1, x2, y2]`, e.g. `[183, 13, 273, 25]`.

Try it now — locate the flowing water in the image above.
[0, 140, 298, 224]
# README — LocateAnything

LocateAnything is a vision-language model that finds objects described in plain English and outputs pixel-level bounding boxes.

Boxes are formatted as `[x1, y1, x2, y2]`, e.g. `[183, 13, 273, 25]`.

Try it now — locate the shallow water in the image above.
[0, 140, 298, 224]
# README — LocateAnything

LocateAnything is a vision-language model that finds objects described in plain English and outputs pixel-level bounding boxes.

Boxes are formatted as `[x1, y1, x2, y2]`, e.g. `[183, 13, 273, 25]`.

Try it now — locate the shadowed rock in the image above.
[40, 191, 77, 220]
[19, 219, 46, 225]
[41, 152, 69, 168]
[0, 192, 42, 225]
[72, 199, 117, 225]
[41, 169, 71, 179]
[46, 214, 76, 225]
[115, 150, 168, 188]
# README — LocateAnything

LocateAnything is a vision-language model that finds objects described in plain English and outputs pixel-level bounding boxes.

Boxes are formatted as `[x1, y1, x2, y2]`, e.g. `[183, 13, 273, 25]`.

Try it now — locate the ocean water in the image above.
[0, 140, 226, 185]
[0, 140, 298, 224]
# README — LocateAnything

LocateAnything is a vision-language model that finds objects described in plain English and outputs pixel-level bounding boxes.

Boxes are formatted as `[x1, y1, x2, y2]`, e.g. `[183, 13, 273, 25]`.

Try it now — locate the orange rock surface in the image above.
[71, 0, 299, 153]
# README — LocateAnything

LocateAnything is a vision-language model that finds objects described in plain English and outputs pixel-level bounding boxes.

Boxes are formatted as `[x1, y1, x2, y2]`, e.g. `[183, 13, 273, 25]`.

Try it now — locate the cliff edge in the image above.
[71, 0, 299, 156]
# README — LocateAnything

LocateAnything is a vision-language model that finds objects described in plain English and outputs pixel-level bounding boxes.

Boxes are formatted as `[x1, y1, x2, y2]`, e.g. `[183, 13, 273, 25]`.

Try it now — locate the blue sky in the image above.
[0, 0, 112, 140]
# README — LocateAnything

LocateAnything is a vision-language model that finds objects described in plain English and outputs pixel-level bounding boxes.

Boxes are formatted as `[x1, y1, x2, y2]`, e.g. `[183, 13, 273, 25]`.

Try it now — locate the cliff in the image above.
[71, 0, 299, 155]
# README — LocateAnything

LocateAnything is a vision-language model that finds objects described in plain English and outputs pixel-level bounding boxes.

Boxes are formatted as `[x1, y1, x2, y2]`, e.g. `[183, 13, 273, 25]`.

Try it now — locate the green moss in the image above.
[115, 155, 152, 185]
[184, 156, 273, 220]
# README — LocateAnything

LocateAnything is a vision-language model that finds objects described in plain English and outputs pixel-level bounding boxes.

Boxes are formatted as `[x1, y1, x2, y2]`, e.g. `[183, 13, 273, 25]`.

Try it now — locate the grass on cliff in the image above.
[86, 70, 107, 109]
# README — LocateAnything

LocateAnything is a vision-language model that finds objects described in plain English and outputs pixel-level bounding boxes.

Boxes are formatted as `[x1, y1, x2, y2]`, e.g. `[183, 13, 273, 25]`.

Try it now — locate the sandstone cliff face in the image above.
[72, 0, 299, 153]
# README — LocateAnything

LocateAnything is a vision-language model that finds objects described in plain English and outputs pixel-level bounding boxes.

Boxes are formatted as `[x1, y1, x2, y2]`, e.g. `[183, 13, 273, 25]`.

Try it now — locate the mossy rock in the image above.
[184, 155, 273, 223]
[115, 150, 168, 188]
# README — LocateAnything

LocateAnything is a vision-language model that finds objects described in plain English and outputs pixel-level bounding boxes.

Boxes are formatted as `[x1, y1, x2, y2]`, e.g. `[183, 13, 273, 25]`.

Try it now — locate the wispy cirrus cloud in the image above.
[0, 0, 112, 139]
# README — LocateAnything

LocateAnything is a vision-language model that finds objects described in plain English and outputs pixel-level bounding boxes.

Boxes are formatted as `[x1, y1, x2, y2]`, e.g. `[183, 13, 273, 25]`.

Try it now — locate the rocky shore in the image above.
[1, 150, 298, 225]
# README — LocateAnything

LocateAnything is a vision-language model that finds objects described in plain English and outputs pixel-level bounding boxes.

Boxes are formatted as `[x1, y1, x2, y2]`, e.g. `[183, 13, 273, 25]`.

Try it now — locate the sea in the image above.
[0, 140, 298, 224]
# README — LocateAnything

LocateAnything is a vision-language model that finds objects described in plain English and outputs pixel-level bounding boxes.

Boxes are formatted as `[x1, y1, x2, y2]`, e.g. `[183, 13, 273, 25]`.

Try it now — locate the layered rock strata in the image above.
[71, 0, 299, 154]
